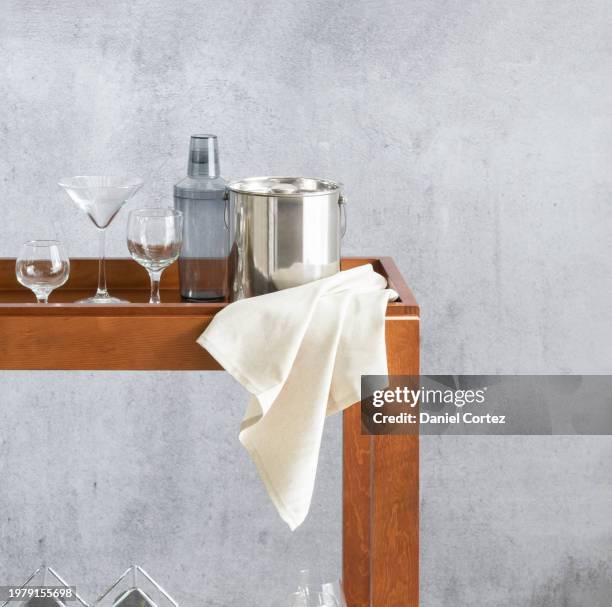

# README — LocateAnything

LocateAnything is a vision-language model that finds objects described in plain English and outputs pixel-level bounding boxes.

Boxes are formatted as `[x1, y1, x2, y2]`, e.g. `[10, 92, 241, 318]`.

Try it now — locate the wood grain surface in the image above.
[343, 403, 373, 607]
[343, 318, 420, 607]
[372, 320, 420, 607]
[0, 315, 221, 370]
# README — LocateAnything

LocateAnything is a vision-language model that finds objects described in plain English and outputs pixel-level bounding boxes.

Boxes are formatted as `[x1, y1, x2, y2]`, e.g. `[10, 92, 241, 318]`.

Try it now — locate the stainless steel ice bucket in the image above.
[227, 176, 346, 300]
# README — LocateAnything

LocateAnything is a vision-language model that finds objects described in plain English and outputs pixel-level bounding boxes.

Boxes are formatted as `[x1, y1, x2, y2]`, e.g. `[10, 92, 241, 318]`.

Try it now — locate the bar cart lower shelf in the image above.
[0, 256, 419, 607]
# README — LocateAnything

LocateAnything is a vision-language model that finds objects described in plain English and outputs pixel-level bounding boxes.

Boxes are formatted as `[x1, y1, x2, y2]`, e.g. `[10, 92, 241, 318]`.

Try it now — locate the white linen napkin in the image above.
[197, 264, 396, 529]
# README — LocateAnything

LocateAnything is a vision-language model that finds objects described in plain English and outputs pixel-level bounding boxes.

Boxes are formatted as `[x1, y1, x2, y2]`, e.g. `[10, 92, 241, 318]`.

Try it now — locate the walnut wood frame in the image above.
[0, 256, 419, 606]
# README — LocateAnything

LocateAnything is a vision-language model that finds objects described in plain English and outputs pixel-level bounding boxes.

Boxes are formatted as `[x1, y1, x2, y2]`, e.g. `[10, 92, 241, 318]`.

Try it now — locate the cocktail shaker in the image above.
[174, 134, 228, 300]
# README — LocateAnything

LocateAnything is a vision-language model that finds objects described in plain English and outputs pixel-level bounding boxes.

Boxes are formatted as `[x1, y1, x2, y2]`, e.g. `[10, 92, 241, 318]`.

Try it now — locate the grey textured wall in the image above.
[0, 1, 611, 605]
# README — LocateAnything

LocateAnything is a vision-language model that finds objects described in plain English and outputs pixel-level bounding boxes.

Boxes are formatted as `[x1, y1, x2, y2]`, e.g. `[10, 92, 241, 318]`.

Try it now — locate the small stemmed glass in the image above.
[127, 208, 183, 304]
[16, 240, 70, 303]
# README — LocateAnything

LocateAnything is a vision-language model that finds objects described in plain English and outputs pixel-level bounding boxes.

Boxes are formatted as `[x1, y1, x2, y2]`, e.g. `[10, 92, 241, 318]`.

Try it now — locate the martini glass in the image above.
[0, 565, 89, 607]
[58, 175, 143, 303]
[94, 565, 178, 607]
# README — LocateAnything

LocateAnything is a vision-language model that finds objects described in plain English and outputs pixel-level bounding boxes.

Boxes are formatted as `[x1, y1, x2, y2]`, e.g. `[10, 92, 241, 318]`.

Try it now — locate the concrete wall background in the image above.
[0, 1, 611, 605]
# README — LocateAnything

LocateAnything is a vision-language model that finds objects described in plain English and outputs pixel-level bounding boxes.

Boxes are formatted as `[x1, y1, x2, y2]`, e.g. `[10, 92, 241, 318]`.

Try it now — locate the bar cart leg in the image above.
[343, 318, 420, 607]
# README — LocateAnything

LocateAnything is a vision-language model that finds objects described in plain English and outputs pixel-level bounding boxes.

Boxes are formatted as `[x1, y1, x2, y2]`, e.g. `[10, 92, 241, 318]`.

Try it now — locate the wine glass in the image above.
[58, 175, 143, 304]
[127, 208, 183, 304]
[16, 240, 70, 303]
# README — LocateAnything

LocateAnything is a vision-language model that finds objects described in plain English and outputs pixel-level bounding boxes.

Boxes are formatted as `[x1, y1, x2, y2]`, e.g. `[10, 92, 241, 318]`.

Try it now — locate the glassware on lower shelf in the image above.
[290, 569, 344, 607]
[127, 208, 183, 304]
[0, 565, 89, 607]
[16, 240, 70, 303]
[94, 566, 177, 607]
[321, 582, 346, 607]
[289, 591, 338, 607]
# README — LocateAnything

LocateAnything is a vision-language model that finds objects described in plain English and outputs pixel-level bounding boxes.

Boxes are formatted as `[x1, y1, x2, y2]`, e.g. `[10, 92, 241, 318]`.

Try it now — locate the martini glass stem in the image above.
[149, 270, 162, 304]
[96, 228, 109, 298]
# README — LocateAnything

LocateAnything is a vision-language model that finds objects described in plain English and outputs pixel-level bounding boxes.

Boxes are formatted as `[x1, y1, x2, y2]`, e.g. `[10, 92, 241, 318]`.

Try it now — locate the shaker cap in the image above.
[188, 134, 220, 178]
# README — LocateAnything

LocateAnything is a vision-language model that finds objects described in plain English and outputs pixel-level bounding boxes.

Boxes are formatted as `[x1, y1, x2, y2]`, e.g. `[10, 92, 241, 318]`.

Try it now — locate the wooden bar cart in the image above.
[0, 256, 419, 607]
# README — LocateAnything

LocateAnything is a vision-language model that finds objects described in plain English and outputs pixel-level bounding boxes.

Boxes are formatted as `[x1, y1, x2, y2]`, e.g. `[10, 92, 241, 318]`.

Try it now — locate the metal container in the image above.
[227, 176, 347, 300]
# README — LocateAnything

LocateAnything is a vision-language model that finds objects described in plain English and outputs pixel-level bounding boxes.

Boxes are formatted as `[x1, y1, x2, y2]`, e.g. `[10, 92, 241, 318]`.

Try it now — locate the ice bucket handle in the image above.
[223, 188, 230, 229]
[339, 194, 347, 238]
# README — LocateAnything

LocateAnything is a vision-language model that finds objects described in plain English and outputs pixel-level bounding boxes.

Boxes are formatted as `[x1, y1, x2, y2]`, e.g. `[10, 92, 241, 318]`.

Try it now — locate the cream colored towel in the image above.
[197, 264, 395, 529]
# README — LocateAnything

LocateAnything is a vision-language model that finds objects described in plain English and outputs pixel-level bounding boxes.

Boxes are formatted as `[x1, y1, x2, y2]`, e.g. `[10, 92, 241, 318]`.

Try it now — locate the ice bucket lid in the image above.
[228, 176, 340, 197]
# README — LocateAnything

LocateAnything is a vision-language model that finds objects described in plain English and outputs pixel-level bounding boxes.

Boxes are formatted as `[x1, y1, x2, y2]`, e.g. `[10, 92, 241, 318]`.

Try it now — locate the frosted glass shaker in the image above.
[174, 134, 228, 300]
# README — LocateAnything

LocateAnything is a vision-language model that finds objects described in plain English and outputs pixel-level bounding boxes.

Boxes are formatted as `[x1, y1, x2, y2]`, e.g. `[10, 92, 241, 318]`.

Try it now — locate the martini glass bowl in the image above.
[58, 175, 143, 303]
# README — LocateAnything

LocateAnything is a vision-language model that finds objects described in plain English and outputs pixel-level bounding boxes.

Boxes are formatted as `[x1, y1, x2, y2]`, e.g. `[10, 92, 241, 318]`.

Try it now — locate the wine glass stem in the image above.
[149, 270, 162, 304]
[36, 294, 48, 304]
[96, 228, 109, 298]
